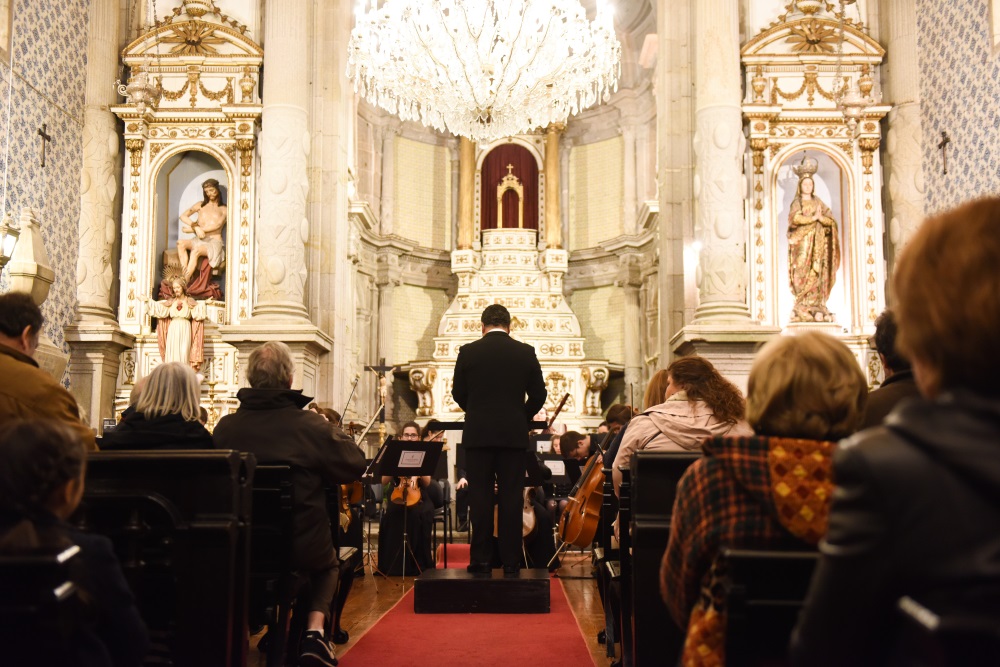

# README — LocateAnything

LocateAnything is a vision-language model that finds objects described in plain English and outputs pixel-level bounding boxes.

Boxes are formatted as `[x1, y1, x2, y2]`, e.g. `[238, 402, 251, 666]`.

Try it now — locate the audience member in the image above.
[0, 420, 149, 666]
[120, 374, 149, 422]
[0, 292, 97, 450]
[791, 197, 1000, 666]
[859, 309, 920, 428]
[602, 402, 637, 465]
[378, 421, 434, 575]
[213, 341, 364, 667]
[661, 333, 866, 665]
[613, 356, 752, 494]
[643, 369, 672, 410]
[101, 362, 212, 450]
[308, 403, 342, 427]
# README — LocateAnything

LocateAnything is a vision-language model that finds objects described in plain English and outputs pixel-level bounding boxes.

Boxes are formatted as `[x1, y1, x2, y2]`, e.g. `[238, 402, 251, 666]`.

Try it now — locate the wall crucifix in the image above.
[937, 131, 951, 175]
[37, 124, 52, 168]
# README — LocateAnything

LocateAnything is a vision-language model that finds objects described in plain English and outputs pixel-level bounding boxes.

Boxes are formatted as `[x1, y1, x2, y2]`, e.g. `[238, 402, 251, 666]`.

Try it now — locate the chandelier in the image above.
[347, 0, 621, 143]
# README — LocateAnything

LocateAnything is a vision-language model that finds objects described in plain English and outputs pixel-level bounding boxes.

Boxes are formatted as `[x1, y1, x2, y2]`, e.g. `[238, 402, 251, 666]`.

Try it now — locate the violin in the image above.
[557, 430, 614, 548]
[390, 477, 422, 507]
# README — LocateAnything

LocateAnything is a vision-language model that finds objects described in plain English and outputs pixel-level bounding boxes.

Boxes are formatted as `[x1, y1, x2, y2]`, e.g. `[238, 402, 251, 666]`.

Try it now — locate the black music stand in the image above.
[368, 437, 443, 580]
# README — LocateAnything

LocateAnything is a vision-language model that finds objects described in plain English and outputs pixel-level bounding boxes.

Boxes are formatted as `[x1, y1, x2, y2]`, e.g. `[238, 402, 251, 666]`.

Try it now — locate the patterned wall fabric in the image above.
[0, 0, 90, 356]
[918, 0, 1000, 213]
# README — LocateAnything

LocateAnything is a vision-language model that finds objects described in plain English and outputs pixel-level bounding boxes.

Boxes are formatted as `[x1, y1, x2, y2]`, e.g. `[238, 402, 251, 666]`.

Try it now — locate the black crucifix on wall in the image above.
[37, 124, 52, 168]
[937, 131, 951, 175]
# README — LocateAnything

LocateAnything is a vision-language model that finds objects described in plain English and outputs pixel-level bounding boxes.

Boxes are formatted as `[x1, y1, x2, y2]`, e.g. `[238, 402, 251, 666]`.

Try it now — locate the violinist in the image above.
[376, 422, 434, 576]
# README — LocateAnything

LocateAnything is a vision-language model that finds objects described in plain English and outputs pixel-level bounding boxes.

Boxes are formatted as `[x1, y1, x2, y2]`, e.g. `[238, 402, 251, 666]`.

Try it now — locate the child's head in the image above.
[0, 420, 88, 522]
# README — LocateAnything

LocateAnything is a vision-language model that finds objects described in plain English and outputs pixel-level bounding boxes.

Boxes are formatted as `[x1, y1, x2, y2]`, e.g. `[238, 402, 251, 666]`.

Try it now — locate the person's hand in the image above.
[456, 478, 468, 490]
[194, 225, 206, 239]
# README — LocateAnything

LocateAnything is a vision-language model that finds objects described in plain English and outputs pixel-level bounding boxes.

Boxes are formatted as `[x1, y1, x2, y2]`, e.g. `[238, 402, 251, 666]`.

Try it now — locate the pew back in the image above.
[76, 450, 253, 667]
[629, 451, 699, 666]
[722, 548, 819, 667]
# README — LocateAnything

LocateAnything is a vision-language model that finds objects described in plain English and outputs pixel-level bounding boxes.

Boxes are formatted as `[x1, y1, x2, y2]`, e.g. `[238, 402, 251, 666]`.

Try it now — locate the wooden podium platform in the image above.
[413, 568, 551, 614]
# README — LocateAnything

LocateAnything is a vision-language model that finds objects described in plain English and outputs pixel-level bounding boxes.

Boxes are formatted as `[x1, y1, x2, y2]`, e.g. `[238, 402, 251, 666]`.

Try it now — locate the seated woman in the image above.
[660, 332, 867, 666]
[0, 420, 149, 666]
[101, 362, 212, 450]
[612, 356, 753, 495]
[377, 421, 434, 575]
[791, 198, 1000, 667]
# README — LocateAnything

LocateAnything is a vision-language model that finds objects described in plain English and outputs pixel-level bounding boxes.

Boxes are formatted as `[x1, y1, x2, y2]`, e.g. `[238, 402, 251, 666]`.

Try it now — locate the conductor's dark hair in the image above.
[481, 304, 511, 328]
[0, 292, 43, 338]
[872, 309, 911, 373]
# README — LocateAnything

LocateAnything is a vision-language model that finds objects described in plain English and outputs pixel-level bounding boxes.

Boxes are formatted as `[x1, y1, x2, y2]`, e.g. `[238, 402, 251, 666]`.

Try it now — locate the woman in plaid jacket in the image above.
[660, 332, 868, 666]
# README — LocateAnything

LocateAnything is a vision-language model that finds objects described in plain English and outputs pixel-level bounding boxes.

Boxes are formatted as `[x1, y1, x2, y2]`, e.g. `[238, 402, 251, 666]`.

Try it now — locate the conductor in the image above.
[452, 304, 547, 576]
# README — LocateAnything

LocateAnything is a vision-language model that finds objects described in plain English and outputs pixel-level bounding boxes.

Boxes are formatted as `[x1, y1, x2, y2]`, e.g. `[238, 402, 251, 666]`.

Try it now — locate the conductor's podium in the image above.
[413, 567, 550, 613]
[414, 544, 550, 613]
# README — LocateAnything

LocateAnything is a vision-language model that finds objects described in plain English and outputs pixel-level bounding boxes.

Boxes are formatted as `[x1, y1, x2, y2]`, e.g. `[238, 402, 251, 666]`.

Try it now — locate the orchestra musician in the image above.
[376, 421, 434, 575]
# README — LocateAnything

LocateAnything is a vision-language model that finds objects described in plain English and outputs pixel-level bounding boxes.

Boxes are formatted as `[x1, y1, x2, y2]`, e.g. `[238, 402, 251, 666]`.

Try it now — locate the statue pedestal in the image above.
[221, 323, 332, 397]
[65, 323, 135, 432]
[671, 324, 782, 394]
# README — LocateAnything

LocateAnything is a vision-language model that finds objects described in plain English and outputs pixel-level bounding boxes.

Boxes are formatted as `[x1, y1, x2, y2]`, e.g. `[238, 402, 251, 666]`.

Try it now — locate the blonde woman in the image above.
[101, 362, 212, 450]
[661, 332, 867, 666]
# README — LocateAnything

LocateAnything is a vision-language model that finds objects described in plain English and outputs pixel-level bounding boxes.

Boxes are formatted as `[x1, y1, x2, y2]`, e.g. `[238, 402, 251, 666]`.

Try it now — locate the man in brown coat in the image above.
[0, 292, 96, 450]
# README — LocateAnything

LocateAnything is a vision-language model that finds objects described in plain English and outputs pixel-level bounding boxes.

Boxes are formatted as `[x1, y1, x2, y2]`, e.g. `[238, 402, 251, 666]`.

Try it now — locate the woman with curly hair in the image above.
[612, 356, 752, 494]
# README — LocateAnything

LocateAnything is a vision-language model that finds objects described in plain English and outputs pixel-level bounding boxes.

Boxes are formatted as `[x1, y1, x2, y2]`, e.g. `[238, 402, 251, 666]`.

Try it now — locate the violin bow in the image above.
[546, 392, 571, 430]
[340, 373, 361, 419]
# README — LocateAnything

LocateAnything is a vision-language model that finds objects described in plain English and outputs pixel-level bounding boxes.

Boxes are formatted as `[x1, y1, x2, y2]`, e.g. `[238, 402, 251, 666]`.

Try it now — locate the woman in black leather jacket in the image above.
[791, 197, 1000, 666]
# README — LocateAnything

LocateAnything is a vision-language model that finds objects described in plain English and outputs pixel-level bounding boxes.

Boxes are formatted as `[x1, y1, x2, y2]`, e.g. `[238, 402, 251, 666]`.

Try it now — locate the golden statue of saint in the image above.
[788, 173, 840, 323]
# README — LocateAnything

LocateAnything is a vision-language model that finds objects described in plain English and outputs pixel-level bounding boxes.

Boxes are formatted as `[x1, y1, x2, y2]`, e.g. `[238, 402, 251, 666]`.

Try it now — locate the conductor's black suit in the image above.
[452, 329, 547, 568]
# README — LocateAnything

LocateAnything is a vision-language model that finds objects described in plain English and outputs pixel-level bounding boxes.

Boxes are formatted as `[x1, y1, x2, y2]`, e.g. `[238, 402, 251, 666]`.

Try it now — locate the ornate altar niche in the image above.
[741, 3, 890, 378]
[405, 136, 615, 432]
[111, 1, 262, 418]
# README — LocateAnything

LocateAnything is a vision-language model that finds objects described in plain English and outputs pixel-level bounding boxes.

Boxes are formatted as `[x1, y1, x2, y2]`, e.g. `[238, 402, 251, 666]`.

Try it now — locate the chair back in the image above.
[0, 545, 81, 664]
[722, 548, 819, 667]
[891, 588, 1000, 667]
[249, 465, 296, 577]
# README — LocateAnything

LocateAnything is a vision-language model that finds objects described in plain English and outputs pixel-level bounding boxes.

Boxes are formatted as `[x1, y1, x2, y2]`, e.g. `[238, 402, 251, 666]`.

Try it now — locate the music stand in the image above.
[368, 437, 443, 581]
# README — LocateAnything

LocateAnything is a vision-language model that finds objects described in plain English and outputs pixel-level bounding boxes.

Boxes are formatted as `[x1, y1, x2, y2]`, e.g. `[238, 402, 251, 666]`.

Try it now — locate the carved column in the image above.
[617, 255, 643, 398]
[65, 0, 133, 431]
[380, 122, 400, 236]
[255, 0, 310, 321]
[223, 0, 331, 397]
[880, 0, 925, 256]
[376, 254, 401, 422]
[544, 124, 563, 248]
[691, 0, 750, 323]
[457, 137, 476, 249]
[622, 125, 637, 235]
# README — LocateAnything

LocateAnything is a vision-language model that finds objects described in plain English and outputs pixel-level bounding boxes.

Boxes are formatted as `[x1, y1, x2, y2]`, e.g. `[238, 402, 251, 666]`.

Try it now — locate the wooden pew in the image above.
[74, 450, 252, 667]
[629, 451, 699, 666]
[722, 548, 819, 667]
[0, 545, 81, 665]
[616, 465, 634, 667]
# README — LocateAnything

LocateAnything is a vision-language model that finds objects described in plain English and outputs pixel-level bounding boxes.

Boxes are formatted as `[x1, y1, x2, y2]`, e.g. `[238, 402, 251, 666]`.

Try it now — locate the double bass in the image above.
[556, 430, 614, 549]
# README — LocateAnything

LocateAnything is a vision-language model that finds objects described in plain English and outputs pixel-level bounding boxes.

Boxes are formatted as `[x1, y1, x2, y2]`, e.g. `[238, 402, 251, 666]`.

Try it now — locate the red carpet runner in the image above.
[340, 544, 596, 666]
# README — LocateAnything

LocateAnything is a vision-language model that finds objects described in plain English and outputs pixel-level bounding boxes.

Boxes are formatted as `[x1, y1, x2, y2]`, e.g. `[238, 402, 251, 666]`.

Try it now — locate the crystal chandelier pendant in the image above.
[347, 0, 622, 143]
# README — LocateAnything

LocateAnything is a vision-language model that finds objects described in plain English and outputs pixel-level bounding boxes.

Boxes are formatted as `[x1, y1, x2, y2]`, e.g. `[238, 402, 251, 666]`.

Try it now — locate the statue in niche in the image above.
[143, 278, 208, 371]
[160, 178, 227, 300]
[788, 158, 840, 323]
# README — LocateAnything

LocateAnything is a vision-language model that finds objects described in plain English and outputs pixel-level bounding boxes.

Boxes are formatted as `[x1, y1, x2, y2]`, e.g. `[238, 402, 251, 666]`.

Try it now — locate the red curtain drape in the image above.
[481, 144, 538, 231]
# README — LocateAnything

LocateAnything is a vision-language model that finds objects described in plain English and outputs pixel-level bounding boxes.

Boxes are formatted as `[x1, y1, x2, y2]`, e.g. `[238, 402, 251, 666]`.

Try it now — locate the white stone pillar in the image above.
[255, 0, 311, 321]
[880, 0, 926, 255]
[380, 123, 399, 237]
[375, 254, 401, 423]
[690, 0, 750, 323]
[223, 0, 331, 396]
[618, 255, 642, 398]
[66, 0, 133, 431]
[544, 124, 563, 248]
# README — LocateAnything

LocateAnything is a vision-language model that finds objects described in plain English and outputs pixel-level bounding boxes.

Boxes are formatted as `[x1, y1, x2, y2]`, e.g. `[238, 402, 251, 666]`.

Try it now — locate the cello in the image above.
[556, 430, 614, 550]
